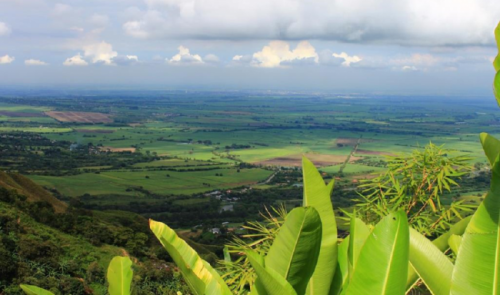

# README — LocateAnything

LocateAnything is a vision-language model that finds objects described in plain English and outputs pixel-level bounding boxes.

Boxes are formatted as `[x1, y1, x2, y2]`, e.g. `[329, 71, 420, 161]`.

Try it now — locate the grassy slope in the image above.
[0, 171, 67, 213]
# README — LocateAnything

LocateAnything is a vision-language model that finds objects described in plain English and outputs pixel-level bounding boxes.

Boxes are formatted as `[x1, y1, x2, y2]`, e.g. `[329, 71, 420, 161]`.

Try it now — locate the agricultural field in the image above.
[0, 90, 497, 226]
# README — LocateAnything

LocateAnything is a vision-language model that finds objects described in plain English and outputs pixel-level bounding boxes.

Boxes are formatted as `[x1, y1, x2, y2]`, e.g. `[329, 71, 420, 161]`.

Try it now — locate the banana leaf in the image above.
[344, 211, 409, 295]
[450, 142, 500, 294]
[266, 207, 323, 295]
[20, 285, 54, 295]
[247, 251, 297, 295]
[302, 157, 338, 295]
[149, 219, 232, 295]
[107, 256, 133, 295]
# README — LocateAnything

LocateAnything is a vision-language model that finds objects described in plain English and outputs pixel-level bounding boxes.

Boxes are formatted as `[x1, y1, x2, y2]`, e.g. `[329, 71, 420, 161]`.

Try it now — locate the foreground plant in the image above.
[356, 142, 474, 236]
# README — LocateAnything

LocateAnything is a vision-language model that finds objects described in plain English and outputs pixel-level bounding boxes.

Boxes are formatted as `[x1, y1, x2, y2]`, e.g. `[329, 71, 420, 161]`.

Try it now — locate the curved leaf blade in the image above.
[247, 251, 297, 295]
[408, 228, 453, 295]
[302, 157, 338, 295]
[481, 133, 500, 166]
[266, 206, 323, 295]
[149, 219, 232, 295]
[107, 256, 133, 295]
[20, 285, 55, 295]
[348, 216, 371, 274]
[450, 151, 500, 295]
[330, 237, 350, 295]
[448, 234, 462, 256]
[345, 211, 409, 295]
[405, 216, 471, 291]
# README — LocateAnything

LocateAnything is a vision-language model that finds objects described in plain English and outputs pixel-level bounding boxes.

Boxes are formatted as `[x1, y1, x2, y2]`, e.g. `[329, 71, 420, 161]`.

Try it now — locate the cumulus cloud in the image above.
[112, 55, 140, 66]
[332, 52, 362, 67]
[0, 22, 11, 36]
[25, 59, 48, 66]
[0, 55, 15, 64]
[250, 41, 318, 68]
[122, 0, 500, 46]
[63, 53, 88, 66]
[168, 46, 204, 65]
[83, 41, 117, 65]
[204, 54, 220, 65]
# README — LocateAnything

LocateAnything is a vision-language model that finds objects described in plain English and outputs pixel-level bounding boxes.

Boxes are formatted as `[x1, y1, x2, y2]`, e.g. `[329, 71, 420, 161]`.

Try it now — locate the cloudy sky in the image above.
[0, 0, 499, 93]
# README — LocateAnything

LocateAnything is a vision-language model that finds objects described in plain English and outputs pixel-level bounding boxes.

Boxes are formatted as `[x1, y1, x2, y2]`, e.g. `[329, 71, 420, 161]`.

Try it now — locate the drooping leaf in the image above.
[20, 285, 54, 295]
[246, 251, 297, 295]
[302, 157, 338, 295]
[266, 207, 322, 295]
[344, 211, 409, 295]
[107, 256, 133, 295]
[347, 216, 371, 274]
[450, 152, 500, 294]
[406, 216, 471, 291]
[448, 234, 462, 256]
[149, 219, 232, 295]
[481, 133, 500, 165]
[407, 228, 453, 295]
[330, 237, 350, 295]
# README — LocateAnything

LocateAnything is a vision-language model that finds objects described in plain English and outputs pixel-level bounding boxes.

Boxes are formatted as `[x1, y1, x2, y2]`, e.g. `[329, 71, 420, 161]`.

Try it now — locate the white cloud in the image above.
[122, 0, 500, 46]
[251, 41, 318, 68]
[168, 46, 204, 65]
[112, 55, 140, 66]
[332, 52, 362, 67]
[83, 41, 118, 65]
[0, 55, 15, 64]
[204, 54, 220, 65]
[401, 65, 418, 71]
[25, 59, 48, 66]
[0, 22, 11, 36]
[63, 53, 88, 66]
[52, 3, 73, 16]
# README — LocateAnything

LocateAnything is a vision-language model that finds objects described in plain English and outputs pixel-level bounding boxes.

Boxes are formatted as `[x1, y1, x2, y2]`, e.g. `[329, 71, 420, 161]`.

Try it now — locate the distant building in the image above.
[211, 228, 221, 235]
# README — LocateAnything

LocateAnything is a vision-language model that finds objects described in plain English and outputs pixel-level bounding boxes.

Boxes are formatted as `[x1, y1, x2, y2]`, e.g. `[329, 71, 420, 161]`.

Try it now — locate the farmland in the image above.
[0, 90, 497, 226]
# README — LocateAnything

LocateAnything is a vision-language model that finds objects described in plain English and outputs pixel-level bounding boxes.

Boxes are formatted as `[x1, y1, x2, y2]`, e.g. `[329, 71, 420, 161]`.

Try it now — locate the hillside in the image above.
[0, 171, 67, 213]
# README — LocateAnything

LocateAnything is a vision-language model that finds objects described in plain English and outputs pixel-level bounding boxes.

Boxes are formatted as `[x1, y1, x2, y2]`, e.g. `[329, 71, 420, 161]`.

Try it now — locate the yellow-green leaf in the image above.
[266, 207, 322, 295]
[408, 228, 453, 295]
[302, 157, 337, 295]
[107, 256, 133, 295]
[347, 216, 371, 275]
[448, 234, 462, 256]
[149, 219, 232, 295]
[247, 251, 297, 295]
[479, 133, 500, 166]
[344, 211, 409, 295]
[330, 237, 350, 295]
[450, 152, 500, 294]
[20, 285, 54, 295]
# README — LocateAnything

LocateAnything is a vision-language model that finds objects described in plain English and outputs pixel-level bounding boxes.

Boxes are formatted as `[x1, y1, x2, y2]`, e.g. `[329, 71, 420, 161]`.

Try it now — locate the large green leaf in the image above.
[20, 285, 54, 295]
[407, 228, 453, 295]
[347, 216, 371, 275]
[405, 216, 470, 291]
[448, 234, 462, 256]
[481, 133, 500, 166]
[149, 219, 232, 295]
[107, 256, 133, 295]
[266, 207, 323, 295]
[302, 157, 337, 295]
[344, 211, 409, 295]
[494, 22, 500, 72]
[247, 251, 297, 295]
[495, 70, 500, 107]
[330, 237, 350, 295]
[450, 152, 500, 294]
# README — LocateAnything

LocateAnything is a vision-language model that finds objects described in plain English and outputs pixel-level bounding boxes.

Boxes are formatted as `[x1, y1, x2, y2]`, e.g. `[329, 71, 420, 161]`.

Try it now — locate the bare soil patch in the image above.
[45, 111, 112, 123]
[100, 146, 136, 153]
[256, 153, 361, 167]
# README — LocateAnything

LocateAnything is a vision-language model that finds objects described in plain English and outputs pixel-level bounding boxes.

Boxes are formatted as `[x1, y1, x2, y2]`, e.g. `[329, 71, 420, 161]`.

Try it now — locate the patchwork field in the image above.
[45, 111, 113, 123]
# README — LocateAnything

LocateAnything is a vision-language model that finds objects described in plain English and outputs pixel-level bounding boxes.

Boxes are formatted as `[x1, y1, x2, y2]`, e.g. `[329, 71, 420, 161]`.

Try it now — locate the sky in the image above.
[0, 0, 499, 94]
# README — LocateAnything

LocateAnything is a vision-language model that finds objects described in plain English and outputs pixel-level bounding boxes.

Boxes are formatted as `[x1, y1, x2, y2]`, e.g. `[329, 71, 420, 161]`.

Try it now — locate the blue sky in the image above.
[0, 0, 499, 93]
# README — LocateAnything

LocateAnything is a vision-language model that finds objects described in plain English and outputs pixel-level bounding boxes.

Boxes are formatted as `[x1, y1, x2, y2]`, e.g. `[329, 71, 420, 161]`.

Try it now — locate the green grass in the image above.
[29, 168, 273, 197]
